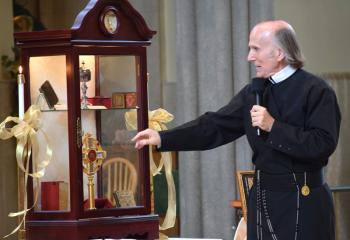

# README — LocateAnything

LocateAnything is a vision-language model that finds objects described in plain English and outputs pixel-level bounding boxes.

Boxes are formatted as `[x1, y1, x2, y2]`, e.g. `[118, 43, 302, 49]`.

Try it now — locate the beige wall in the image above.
[0, 0, 14, 74]
[16, 0, 89, 30]
[39, 0, 89, 29]
[274, 0, 350, 73]
[0, 1, 18, 239]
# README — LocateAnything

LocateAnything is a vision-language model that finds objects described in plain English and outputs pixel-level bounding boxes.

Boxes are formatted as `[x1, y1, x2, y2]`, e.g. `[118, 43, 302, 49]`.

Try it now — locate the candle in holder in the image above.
[17, 66, 25, 120]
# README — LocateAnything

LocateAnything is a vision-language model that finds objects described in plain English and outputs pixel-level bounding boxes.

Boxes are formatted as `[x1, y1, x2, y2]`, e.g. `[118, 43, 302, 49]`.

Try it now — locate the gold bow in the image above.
[125, 108, 176, 230]
[0, 105, 52, 238]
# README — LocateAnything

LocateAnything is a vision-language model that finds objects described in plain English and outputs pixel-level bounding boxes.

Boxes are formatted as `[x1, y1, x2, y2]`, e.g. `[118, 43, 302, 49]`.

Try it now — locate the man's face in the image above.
[247, 27, 282, 78]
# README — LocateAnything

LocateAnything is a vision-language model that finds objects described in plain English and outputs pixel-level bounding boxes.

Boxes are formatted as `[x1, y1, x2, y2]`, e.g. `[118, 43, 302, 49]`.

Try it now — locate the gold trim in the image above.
[137, 63, 140, 78]
[76, 117, 82, 148]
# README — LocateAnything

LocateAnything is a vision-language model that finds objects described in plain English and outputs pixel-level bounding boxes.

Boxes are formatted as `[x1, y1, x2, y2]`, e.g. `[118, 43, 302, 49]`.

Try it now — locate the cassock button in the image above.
[287, 147, 291, 151]
[270, 141, 273, 144]
[278, 144, 282, 148]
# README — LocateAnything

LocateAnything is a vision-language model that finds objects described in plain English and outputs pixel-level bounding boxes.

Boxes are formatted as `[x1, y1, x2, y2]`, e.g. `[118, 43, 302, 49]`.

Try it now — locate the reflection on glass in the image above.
[29, 55, 70, 212]
[79, 55, 140, 209]
[101, 124, 139, 208]
[80, 61, 92, 109]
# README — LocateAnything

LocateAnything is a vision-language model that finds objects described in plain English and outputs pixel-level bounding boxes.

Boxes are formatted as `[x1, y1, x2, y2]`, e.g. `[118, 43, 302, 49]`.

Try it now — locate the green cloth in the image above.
[153, 170, 179, 215]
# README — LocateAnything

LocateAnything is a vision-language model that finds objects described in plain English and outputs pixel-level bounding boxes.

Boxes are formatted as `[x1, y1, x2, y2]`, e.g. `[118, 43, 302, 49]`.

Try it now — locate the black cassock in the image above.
[158, 69, 341, 240]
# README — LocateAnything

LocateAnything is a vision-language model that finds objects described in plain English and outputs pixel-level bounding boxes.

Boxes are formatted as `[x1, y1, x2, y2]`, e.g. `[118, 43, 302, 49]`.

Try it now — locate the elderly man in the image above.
[132, 20, 341, 240]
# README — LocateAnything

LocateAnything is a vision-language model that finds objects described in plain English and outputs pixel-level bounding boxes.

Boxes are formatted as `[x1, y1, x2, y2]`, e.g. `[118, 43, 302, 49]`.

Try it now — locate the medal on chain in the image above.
[301, 172, 310, 196]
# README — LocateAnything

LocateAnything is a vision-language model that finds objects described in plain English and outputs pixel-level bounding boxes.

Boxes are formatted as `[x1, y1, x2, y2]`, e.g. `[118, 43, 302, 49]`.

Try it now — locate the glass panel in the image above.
[79, 55, 140, 210]
[29, 55, 70, 212]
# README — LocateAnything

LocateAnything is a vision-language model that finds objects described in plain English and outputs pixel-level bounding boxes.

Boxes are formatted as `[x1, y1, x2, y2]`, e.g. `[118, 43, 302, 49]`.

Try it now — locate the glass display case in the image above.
[14, 0, 158, 239]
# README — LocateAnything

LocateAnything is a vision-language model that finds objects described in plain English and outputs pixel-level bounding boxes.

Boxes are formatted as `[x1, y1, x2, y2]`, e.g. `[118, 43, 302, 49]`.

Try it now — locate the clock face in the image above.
[102, 9, 118, 35]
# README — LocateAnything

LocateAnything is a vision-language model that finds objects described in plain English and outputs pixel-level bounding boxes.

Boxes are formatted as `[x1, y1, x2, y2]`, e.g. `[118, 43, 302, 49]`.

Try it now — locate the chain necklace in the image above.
[256, 170, 300, 240]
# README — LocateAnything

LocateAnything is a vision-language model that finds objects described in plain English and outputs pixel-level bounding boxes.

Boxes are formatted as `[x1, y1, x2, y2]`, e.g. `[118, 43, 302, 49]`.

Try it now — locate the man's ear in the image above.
[276, 48, 285, 61]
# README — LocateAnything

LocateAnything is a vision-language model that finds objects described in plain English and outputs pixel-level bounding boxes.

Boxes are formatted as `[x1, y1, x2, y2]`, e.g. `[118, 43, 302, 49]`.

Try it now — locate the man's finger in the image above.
[251, 111, 259, 117]
[251, 105, 259, 111]
[135, 139, 149, 149]
[132, 130, 148, 142]
[251, 105, 265, 111]
[135, 140, 144, 149]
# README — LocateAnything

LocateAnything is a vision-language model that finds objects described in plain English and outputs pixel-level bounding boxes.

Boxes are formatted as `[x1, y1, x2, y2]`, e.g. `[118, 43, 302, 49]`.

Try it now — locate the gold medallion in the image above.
[301, 185, 310, 196]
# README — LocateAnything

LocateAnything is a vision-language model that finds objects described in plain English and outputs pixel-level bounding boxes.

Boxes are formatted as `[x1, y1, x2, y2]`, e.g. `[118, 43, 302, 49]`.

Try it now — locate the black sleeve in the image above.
[266, 85, 341, 161]
[158, 86, 249, 152]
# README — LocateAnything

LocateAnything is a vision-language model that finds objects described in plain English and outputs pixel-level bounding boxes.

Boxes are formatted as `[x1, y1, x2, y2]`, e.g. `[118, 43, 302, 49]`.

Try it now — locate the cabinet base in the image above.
[26, 214, 159, 240]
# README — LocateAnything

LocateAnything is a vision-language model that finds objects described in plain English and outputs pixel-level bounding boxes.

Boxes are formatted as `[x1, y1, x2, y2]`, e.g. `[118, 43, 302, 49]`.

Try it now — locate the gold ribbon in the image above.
[0, 105, 52, 238]
[125, 108, 176, 230]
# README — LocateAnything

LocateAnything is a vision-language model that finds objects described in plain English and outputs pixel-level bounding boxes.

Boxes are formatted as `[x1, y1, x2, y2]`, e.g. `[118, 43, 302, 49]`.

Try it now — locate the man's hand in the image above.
[250, 105, 275, 132]
[131, 128, 161, 149]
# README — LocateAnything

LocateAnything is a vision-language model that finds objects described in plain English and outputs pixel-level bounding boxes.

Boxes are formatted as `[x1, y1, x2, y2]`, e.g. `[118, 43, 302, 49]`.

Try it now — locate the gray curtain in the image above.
[324, 74, 350, 240]
[129, 0, 162, 110]
[174, 0, 273, 239]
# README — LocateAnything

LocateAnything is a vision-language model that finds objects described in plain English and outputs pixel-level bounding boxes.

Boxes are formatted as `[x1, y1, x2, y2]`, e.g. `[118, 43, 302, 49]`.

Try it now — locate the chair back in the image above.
[102, 157, 138, 205]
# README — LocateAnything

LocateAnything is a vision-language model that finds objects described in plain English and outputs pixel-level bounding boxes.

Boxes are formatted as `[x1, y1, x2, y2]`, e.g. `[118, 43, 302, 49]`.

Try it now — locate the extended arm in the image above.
[132, 86, 249, 151]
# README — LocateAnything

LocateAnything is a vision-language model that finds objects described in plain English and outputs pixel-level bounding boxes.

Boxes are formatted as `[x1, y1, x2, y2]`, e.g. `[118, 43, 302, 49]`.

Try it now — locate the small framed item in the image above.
[113, 190, 136, 207]
[39, 80, 59, 109]
[236, 170, 255, 220]
[112, 92, 125, 108]
[125, 92, 137, 108]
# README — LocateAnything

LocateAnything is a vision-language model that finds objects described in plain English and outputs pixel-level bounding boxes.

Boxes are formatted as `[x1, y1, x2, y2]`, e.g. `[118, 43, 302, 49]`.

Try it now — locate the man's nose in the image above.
[247, 51, 255, 62]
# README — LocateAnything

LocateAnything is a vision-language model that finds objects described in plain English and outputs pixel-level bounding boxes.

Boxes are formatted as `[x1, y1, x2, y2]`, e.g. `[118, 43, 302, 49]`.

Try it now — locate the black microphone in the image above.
[251, 78, 266, 136]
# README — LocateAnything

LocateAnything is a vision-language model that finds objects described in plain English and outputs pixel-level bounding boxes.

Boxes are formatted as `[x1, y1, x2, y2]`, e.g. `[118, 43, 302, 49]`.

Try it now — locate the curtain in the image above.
[324, 73, 350, 240]
[123, 3, 272, 237]
[173, 1, 273, 239]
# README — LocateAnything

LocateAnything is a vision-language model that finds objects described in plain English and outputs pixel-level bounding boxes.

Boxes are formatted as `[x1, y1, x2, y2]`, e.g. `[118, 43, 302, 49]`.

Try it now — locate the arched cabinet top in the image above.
[15, 0, 156, 47]
[71, 0, 156, 41]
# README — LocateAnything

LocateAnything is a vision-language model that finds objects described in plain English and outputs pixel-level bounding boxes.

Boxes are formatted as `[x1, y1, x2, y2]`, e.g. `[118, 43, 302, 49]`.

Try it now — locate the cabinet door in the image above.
[29, 55, 71, 213]
[79, 55, 143, 210]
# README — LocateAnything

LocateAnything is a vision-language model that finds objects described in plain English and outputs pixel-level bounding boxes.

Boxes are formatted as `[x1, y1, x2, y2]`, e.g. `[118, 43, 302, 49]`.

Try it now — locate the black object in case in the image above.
[39, 80, 59, 109]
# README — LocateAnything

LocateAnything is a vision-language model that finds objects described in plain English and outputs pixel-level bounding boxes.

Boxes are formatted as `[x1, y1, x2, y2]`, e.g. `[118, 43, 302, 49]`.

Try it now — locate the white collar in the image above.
[269, 65, 297, 84]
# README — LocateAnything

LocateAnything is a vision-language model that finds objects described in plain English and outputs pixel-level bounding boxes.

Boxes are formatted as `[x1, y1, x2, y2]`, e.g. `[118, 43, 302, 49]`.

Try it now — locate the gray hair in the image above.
[274, 27, 305, 69]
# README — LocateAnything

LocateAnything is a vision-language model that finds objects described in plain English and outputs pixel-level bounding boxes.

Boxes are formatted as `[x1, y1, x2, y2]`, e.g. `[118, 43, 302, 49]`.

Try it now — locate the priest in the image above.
[132, 20, 341, 240]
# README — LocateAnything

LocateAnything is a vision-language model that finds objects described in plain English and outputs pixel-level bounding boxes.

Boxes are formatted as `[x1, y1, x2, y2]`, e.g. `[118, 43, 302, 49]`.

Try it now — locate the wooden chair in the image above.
[235, 170, 254, 220]
[232, 170, 254, 240]
[102, 157, 138, 205]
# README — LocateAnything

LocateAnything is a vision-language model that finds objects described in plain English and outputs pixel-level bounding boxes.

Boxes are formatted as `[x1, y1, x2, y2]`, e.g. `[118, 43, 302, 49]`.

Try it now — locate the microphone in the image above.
[251, 78, 266, 136]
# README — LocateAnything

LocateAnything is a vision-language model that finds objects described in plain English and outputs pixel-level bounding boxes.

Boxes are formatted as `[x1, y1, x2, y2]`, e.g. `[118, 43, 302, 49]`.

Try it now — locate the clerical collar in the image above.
[269, 65, 297, 84]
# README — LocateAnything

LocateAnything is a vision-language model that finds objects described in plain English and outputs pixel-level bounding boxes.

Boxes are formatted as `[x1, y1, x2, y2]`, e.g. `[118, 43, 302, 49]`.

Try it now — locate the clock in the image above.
[100, 7, 119, 35]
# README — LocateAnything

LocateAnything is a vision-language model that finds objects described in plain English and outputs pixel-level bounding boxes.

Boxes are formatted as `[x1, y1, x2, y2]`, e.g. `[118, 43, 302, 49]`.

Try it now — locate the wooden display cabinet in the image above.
[14, 0, 158, 239]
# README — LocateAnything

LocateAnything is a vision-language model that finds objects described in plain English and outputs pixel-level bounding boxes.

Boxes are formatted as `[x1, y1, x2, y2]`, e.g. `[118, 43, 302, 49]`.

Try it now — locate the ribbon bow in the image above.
[125, 108, 176, 230]
[0, 105, 52, 237]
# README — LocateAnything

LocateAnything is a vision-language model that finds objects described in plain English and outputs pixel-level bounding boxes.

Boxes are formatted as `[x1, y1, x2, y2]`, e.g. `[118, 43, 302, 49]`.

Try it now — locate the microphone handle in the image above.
[255, 93, 261, 106]
[255, 93, 261, 136]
